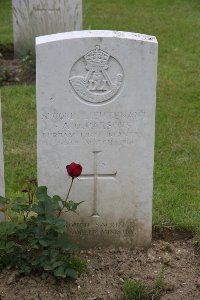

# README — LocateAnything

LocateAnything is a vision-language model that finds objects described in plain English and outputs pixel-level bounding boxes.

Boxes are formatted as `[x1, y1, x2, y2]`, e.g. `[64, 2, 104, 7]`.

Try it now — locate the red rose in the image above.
[66, 162, 82, 178]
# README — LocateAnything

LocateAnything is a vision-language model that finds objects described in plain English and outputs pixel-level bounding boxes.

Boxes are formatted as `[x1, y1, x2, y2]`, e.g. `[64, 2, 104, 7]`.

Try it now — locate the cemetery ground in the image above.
[0, 230, 199, 300]
[0, 0, 200, 299]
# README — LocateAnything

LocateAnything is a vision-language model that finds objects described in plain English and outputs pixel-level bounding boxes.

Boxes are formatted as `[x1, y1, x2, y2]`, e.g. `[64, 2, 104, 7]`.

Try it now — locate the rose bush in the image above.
[0, 163, 85, 279]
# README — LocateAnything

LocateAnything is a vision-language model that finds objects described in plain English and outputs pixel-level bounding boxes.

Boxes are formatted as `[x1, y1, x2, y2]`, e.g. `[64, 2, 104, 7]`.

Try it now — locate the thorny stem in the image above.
[28, 182, 31, 205]
[57, 178, 74, 217]
[24, 180, 36, 221]
[65, 178, 74, 202]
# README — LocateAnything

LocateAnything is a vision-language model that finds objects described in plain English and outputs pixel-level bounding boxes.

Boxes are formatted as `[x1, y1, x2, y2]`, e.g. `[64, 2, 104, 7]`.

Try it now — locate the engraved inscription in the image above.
[33, 4, 60, 12]
[69, 46, 124, 104]
[66, 221, 135, 236]
[79, 151, 117, 217]
[41, 110, 147, 146]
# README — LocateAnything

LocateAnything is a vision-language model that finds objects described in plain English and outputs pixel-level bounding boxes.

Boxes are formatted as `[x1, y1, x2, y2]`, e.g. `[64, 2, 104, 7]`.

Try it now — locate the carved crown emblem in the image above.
[84, 46, 109, 70]
[69, 45, 124, 104]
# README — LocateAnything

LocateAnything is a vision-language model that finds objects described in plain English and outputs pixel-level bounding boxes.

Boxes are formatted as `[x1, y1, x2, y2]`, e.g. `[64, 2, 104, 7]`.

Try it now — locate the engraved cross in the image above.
[79, 151, 117, 217]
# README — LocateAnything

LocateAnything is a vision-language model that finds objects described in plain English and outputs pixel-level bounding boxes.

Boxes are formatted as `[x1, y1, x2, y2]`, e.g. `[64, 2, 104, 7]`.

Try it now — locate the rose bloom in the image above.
[66, 162, 82, 178]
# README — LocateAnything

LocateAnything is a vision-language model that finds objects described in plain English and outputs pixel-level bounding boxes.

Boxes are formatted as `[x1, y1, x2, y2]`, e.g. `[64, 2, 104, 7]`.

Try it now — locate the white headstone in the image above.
[12, 0, 82, 57]
[36, 30, 158, 248]
[0, 97, 5, 221]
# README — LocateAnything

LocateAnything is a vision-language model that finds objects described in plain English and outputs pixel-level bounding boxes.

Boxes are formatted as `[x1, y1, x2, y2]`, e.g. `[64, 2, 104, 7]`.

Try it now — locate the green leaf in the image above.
[11, 203, 30, 212]
[43, 217, 65, 233]
[38, 239, 50, 247]
[19, 265, 31, 274]
[32, 187, 61, 216]
[55, 234, 79, 252]
[65, 200, 84, 213]
[50, 249, 59, 257]
[54, 234, 69, 247]
[17, 230, 28, 240]
[67, 243, 79, 253]
[30, 239, 40, 249]
[17, 223, 27, 230]
[41, 250, 49, 256]
[65, 268, 77, 279]
[31, 260, 40, 267]
[5, 241, 15, 253]
[53, 266, 67, 278]
[6, 241, 15, 249]
[52, 195, 62, 203]
[51, 261, 65, 269]
[35, 186, 49, 201]
[5, 248, 15, 254]
[42, 262, 53, 271]
[42, 216, 65, 226]
[0, 222, 17, 237]
[30, 203, 42, 214]
[0, 240, 5, 250]
[32, 199, 59, 216]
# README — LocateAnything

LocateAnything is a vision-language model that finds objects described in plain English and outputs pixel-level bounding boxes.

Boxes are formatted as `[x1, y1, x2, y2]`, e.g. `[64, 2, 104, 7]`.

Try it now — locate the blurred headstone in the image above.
[12, 0, 82, 57]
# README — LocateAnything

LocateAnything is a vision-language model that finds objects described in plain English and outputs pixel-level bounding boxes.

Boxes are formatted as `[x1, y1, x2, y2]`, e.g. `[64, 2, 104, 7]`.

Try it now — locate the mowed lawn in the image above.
[0, 0, 200, 236]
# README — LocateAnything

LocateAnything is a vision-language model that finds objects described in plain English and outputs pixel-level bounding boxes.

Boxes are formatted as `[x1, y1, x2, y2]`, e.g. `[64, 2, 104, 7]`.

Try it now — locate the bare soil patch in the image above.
[0, 228, 199, 300]
[0, 44, 35, 86]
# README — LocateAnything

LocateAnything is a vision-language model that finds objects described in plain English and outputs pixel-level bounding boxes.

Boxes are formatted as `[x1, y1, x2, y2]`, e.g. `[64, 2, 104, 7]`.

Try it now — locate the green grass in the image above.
[0, 0, 12, 45]
[123, 268, 164, 300]
[0, 0, 200, 237]
[1, 86, 36, 195]
[123, 279, 150, 300]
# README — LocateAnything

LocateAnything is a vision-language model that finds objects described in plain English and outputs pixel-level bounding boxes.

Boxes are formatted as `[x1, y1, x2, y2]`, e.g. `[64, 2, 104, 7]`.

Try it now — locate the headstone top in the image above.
[36, 30, 157, 45]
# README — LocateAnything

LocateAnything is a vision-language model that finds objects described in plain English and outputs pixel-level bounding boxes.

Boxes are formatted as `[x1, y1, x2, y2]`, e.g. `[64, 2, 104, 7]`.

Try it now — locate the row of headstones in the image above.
[2, 1, 158, 248]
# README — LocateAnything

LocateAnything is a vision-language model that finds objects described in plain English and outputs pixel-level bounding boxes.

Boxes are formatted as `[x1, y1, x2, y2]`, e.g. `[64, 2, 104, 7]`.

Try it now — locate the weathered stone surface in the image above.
[12, 0, 82, 57]
[36, 30, 158, 248]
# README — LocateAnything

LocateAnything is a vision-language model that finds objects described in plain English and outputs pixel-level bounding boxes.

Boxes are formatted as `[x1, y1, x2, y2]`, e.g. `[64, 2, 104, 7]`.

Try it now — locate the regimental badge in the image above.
[69, 45, 124, 104]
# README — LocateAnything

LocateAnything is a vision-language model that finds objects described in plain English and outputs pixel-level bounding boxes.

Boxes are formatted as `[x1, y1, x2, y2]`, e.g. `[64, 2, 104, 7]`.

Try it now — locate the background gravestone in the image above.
[0, 97, 5, 221]
[36, 30, 158, 248]
[12, 0, 82, 57]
